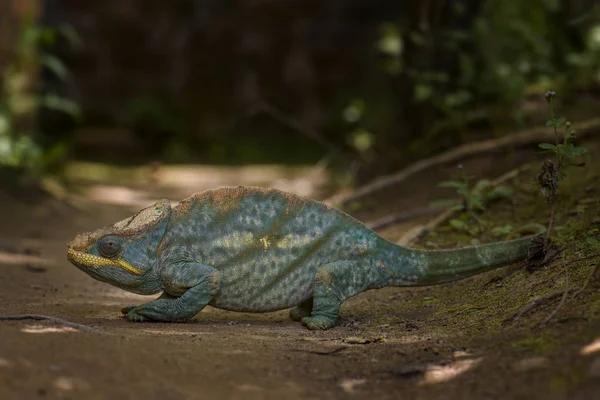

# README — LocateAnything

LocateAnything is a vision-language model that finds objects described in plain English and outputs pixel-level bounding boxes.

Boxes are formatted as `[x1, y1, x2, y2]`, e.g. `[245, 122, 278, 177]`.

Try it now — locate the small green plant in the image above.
[536, 90, 587, 244]
[431, 164, 513, 212]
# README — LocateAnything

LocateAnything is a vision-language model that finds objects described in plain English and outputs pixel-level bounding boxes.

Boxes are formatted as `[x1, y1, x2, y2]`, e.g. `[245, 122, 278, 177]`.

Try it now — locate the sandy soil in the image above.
[0, 156, 599, 400]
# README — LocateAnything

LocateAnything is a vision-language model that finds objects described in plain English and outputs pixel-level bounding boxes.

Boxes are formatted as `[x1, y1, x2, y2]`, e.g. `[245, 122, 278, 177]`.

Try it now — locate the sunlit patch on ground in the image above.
[0, 357, 12, 368]
[21, 324, 79, 334]
[581, 337, 600, 355]
[101, 287, 154, 301]
[83, 185, 156, 208]
[338, 378, 367, 393]
[420, 358, 483, 385]
[512, 356, 549, 371]
[0, 251, 51, 267]
[53, 376, 90, 391]
[66, 163, 329, 207]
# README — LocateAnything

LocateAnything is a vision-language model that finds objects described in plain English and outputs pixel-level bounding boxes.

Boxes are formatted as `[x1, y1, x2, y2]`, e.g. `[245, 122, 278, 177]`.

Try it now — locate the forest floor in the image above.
[0, 139, 599, 400]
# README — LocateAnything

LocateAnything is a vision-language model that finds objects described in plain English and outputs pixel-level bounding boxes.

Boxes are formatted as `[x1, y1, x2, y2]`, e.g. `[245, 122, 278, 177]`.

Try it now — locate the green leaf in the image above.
[586, 237, 600, 247]
[472, 179, 491, 192]
[41, 94, 81, 120]
[572, 146, 587, 155]
[414, 84, 433, 103]
[487, 186, 513, 200]
[538, 143, 555, 150]
[42, 54, 68, 80]
[555, 117, 566, 126]
[429, 199, 460, 208]
[470, 197, 485, 211]
[449, 219, 467, 230]
[545, 119, 555, 126]
[490, 224, 514, 237]
[438, 180, 467, 189]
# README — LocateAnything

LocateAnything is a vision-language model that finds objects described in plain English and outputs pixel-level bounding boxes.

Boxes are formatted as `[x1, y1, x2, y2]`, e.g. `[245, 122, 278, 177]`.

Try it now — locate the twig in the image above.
[250, 101, 355, 161]
[505, 288, 577, 322]
[366, 206, 446, 231]
[290, 346, 348, 356]
[325, 117, 600, 206]
[397, 208, 455, 246]
[571, 261, 600, 298]
[0, 314, 108, 334]
[542, 263, 569, 325]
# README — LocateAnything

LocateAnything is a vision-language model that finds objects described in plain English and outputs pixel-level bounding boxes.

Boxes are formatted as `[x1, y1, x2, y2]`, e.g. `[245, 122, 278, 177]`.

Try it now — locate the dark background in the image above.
[2, 0, 600, 184]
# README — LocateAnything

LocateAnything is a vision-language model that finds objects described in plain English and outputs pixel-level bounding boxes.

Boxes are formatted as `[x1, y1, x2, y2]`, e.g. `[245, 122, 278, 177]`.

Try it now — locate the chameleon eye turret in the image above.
[98, 235, 121, 258]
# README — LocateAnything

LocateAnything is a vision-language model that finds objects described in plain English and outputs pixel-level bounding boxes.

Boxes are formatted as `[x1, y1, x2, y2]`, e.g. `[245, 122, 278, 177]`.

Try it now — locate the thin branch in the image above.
[366, 206, 446, 231]
[504, 288, 577, 323]
[542, 263, 569, 325]
[0, 314, 108, 334]
[325, 117, 600, 206]
[249, 101, 355, 161]
[571, 261, 600, 298]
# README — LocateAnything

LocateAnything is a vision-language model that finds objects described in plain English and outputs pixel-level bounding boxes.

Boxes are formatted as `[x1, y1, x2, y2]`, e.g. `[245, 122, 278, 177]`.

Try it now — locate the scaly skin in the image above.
[66, 186, 539, 330]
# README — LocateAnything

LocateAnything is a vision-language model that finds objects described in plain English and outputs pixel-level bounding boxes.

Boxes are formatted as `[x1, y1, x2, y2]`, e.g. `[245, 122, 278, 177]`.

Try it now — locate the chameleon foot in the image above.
[301, 316, 337, 330]
[125, 309, 152, 322]
[289, 307, 310, 321]
[120, 305, 137, 315]
[289, 297, 313, 321]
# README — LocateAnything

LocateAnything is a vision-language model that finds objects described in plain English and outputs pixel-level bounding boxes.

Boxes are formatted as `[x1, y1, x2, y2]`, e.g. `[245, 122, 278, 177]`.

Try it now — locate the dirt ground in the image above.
[1, 149, 599, 400]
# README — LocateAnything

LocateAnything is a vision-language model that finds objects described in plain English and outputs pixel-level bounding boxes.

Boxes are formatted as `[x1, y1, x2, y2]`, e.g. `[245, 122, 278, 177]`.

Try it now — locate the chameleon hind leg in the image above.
[301, 261, 367, 330]
[289, 297, 313, 321]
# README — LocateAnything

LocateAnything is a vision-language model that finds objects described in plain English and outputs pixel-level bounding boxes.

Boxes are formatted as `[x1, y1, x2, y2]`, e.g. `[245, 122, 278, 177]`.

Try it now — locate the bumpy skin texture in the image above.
[67, 186, 536, 330]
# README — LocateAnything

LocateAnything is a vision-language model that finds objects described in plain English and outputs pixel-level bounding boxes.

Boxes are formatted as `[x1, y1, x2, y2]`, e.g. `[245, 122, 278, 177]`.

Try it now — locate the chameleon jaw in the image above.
[66, 248, 143, 276]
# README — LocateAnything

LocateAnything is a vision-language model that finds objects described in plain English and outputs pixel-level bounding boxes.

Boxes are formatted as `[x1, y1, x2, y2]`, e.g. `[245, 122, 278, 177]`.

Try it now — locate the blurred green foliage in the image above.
[342, 1, 600, 174]
[4, 1, 600, 181]
[0, 17, 81, 175]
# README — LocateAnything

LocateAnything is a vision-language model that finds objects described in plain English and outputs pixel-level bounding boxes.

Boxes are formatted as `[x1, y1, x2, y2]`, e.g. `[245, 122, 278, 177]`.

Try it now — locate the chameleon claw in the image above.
[126, 309, 151, 322]
[301, 316, 337, 330]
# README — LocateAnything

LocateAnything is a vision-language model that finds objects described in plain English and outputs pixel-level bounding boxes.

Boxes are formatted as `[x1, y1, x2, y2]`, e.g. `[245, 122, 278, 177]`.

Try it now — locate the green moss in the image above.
[510, 337, 554, 353]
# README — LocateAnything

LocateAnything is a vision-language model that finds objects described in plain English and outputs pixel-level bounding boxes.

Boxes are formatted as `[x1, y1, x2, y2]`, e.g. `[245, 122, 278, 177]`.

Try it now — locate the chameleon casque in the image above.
[67, 186, 537, 330]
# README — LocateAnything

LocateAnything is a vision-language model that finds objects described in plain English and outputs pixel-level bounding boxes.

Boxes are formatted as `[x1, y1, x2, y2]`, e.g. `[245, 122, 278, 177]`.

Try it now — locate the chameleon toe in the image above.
[301, 316, 336, 330]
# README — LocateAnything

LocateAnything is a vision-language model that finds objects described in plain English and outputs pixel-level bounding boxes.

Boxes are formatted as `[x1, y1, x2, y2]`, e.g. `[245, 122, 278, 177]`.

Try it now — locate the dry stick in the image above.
[325, 117, 600, 206]
[572, 261, 600, 298]
[397, 162, 535, 246]
[505, 254, 600, 323]
[542, 263, 570, 325]
[505, 288, 577, 322]
[250, 102, 351, 159]
[366, 206, 446, 231]
[0, 314, 108, 334]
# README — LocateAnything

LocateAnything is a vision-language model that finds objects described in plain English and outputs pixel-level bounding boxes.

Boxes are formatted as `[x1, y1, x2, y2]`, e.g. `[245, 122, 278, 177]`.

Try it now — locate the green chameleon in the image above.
[67, 186, 538, 330]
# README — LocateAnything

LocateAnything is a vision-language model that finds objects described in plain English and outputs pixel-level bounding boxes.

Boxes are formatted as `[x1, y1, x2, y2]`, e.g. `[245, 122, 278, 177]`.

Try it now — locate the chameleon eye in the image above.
[98, 235, 121, 258]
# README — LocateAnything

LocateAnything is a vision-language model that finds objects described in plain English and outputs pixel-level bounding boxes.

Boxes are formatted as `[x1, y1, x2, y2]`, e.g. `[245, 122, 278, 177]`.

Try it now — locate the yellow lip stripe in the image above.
[67, 249, 143, 275]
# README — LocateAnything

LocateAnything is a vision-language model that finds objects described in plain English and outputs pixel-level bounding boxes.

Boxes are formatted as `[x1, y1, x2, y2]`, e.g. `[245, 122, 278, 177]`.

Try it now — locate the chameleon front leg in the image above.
[121, 292, 176, 315]
[302, 261, 372, 330]
[126, 263, 219, 323]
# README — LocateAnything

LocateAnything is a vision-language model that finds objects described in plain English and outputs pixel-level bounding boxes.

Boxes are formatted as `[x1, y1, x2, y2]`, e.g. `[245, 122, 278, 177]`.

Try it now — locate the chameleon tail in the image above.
[413, 236, 533, 285]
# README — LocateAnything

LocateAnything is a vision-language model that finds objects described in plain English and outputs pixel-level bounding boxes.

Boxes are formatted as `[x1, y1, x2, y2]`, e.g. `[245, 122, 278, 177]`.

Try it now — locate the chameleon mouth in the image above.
[66, 248, 143, 275]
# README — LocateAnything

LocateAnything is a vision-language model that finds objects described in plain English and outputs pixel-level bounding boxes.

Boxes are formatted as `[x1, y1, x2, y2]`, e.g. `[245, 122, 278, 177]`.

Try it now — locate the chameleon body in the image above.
[67, 186, 535, 330]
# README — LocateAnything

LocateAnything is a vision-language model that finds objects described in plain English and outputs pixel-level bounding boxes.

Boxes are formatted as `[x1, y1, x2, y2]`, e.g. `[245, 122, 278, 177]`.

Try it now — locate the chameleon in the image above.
[66, 186, 538, 330]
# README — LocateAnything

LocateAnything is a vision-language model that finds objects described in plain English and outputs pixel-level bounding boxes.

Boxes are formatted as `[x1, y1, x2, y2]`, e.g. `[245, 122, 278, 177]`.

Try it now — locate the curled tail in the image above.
[414, 236, 534, 285]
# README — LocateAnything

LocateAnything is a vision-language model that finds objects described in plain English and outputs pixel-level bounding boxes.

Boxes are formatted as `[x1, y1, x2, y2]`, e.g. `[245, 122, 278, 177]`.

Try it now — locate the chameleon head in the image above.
[66, 200, 172, 294]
